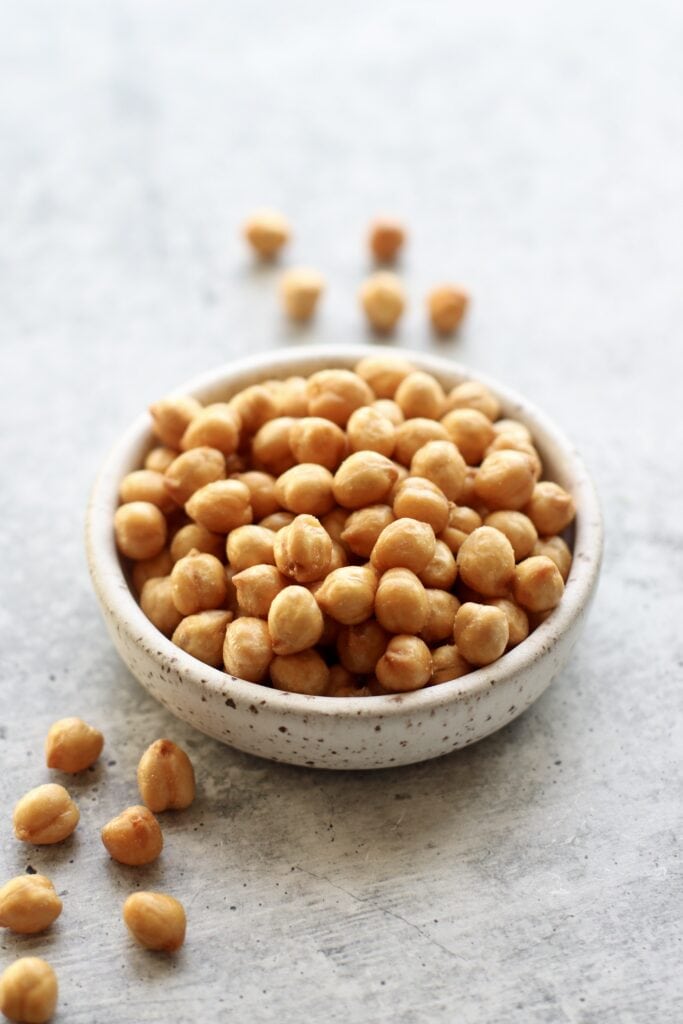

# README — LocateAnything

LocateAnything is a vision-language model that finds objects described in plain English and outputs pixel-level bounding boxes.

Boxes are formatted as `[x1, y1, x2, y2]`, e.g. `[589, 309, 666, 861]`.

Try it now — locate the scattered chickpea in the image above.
[333, 451, 399, 509]
[252, 417, 296, 476]
[371, 517, 436, 574]
[0, 876, 62, 935]
[485, 511, 538, 561]
[368, 218, 405, 263]
[170, 550, 227, 615]
[372, 398, 405, 425]
[337, 620, 388, 675]
[226, 525, 275, 572]
[394, 417, 449, 466]
[171, 610, 233, 667]
[346, 406, 396, 457]
[13, 784, 79, 845]
[268, 586, 324, 655]
[524, 482, 576, 536]
[341, 504, 395, 558]
[119, 469, 176, 514]
[123, 892, 186, 952]
[439, 504, 482, 554]
[513, 556, 565, 612]
[376, 635, 432, 692]
[0, 957, 58, 1024]
[185, 480, 252, 533]
[101, 805, 163, 866]
[375, 568, 429, 634]
[315, 566, 378, 625]
[223, 617, 274, 682]
[355, 355, 414, 398]
[453, 603, 509, 666]
[243, 209, 290, 259]
[457, 526, 516, 597]
[395, 371, 446, 420]
[306, 369, 373, 427]
[170, 523, 224, 562]
[259, 510, 296, 532]
[289, 418, 347, 470]
[132, 548, 174, 592]
[232, 564, 287, 617]
[280, 268, 325, 321]
[149, 395, 202, 449]
[229, 384, 280, 435]
[410, 439, 466, 501]
[533, 536, 572, 581]
[180, 403, 241, 456]
[441, 408, 494, 465]
[270, 649, 330, 695]
[274, 513, 332, 583]
[359, 272, 406, 333]
[421, 589, 460, 644]
[45, 717, 104, 774]
[275, 463, 335, 517]
[487, 598, 529, 648]
[137, 739, 195, 812]
[474, 450, 536, 511]
[427, 285, 469, 335]
[145, 445, 177, 473]
[115, 501, 167, 560]
[164, 447, 226, 505]
[419, 539, 458, 589]
[141, 576, 184, 636]
[393, 477, 450, 533]
[231, 471, 279, 520]
[429, 644, 471, 685]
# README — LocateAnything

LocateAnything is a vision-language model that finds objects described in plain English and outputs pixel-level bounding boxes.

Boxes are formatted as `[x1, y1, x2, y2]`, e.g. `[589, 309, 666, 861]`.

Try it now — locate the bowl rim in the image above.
[86, 343, 603, 721]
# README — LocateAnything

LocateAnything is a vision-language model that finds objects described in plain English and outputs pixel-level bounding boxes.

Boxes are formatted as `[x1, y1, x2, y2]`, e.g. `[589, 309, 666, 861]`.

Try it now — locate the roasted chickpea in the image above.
[374, 568, 429, 634]
[368, 218, 405, 263]
[372, 398, 405, 425]
[164, 447, 226, 505]
[231, 471, 279, 520]
[140, 577, 183, 636]
[321, 507, 349, 546]
[137, 739, 195, 813]
[524, 482, 576, 535]
[232, 564, 288, 617]
[395, 371, 446, 420]
[325, 665, 370, 698]
[328, 542, 348, 572]
[270, 649, 329, 695]
[474, 450, 536, 511]
[459, 466, 479, 507]
[486, 598, 529, 648]
[453, 603, 509, 666]
[333, 451, 399, 509]
[13, 784, 79, 845]
[427, 285, 469, 335]
[170, 523, 224, 562]
[185, 479, 252, 533]
[275, 463, 335, 517]
[355, 355, 415, 398]
[149, 395, 202, 448]
[252, 417, 296, 476]
[277, 376, 309, 417]
[274, 513, 332, 583]
[419, 539, 458, 589]
[180, 403, 241, 456]
[45, 717, 103, 774]
[0, 875, 62, 935]
[119, 470, 176, 514]
[371, 518, 436, 575]
[346, 406, 396, 457]
[486, 433, 543, 480]
[513, 556, 565, 612]
[492, 418, 532, 442]
[280, 267, 325, 321]
[101, 805, 163, 866]
[456, 526, 515, 597]
[410, 439, 467, 501]
[441, 408, 494, 465]
[170, 550, 227, 615]
[341, 504, 395, 558]
[243, 209, 290, 259]
[445, 381, 500, 421]
[226, 525, 275, 571]
[393, 478, 450, 533]
[439, 504, 482, 554]
[123, 892, 186, 952]
[259, 510, 296, 532]
[337, 620, 388, 675]
[485, 511, 538, 561]
[359, 272, 406, 333]
[172, 610, 233, 667]
[223, 617, 274, 682]
[115, 502, 167, 561]
[306, 369, 373, 427]
[533, 536, 572, 581]
[429, 644, 471, 685]
[132, 548, 174, 593]
[289, 418, 347, 470]
[394, 418, 449, 466]
[376, 635, 431, 692]
[388, 462, 410, 503]
[145, 445, 177, 473]
[315, 566, 377, 625]
[421, 590, 460, 644]
[0, 957, 58, 1024]
[229, 384, 280, 434]
[268, 586, 324, 655]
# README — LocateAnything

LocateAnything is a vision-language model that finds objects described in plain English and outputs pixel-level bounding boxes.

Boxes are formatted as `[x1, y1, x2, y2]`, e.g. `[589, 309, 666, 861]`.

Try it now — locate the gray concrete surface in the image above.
[1, 1, 682, 1021]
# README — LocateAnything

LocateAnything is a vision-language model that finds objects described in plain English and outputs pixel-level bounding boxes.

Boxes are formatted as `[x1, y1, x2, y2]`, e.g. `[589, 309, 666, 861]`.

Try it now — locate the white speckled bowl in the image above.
[86, 345, 602, 770]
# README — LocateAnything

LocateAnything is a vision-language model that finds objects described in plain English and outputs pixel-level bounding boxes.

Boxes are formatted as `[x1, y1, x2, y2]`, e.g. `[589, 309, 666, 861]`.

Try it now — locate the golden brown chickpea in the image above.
[268, 586, 324, 655]
[328, 541, 348, 572]
[132, 548, 174, 592]
[276, 376, 309, 417]
[346, 406, 396, 457]
[371, 517, 436, 574]
[321, 507, 349, 546]
[485, 434, 543, 480]
[410, 439, 467, 501]
[486, 598, 529, 648]
[223, 617, 274, 682]
[119, 470, 176, 514]
[226, 525, 275, 571]
[270, 649, 329, 695]
[524, 482, 576, 535]
[185, 479, 252, 533]
[149, 395, 202, 449]
[395, 371, 446, 420]
[325, 665, 370, 698]
[419, 539, 458, 589]
[123, 892, 186, 952]
[341, 504, 395, 558]
[172, 610, 233, 667]
[368, 218, 406, 263]
[485, 511, 538, 561]
[137, 739, 195, 812]
[289, 417, 347, 470]
[280, 267, 325, 321]
[333, 451, 399, 509]
[533, 536, 572, 581]
[306, 369, 373, 427]
[445, 381, 500, 421]
[359, 272, 406, 333]
[492, 418, 532, 442]
[441, 408, 494, 466]
[387, 462, 410, 503]
[375, 568, 429, 634]
[115, 502, 167, 561]
[13, 784, 79, 845]
[243, 209, 290, 259]
[251, 417, 296, 475]
[315, 566, 378, 625]
[275, 463, 335, 517]
[101, 805, 163, 866]
[164, 447, 226, 505]
[474, 450, 536, 511]
[231, 471, 279, 520]
[224, 566, 239, 614]
[439, 504, 482, 554]
[393, 478, 450, 533]
[44, 717, 103, 774]
[394, 418, 449, 466]
[376, 635, 431, 692]
[456, 526, 515, 597]
[170, 523, 224, 563]
[427, 285, 469, 335]
[232, 564, 288, 617]
[421, 590, 460, 644]
[145, 445, 177, 473]
[274, 513, 332, 582]
[170, 551, 227, 615]
[336, 620, 388, 675]
[458, 466, 479, 507]
[229, 384, 280, 434]
[372, 398, 405, 425]
[428, 644, 471, 685]
[0, 875, 62, 935]
[453, 603, 509, 666]
[0, 957, 58, 1024]
[180, 403, 241, 456]
[355, 355, 415, 399]
[317, 612, 340, 648]
[513, 556, 565, 612]
[140, 577, 183, 636]
[259, 510, 296, 532]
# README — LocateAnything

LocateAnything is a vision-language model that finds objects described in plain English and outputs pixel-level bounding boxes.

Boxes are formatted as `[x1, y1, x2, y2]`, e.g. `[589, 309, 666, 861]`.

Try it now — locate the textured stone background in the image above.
[1, 1, 682, 1021]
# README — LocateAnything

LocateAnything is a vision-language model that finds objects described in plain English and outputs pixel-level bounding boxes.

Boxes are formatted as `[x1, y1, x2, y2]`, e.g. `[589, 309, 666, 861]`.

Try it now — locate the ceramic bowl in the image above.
[86, 345, 602, 770]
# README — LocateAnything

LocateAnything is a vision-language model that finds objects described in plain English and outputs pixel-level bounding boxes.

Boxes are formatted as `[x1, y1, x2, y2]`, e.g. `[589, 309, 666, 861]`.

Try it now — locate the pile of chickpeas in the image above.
[114, 356, 575, 697]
